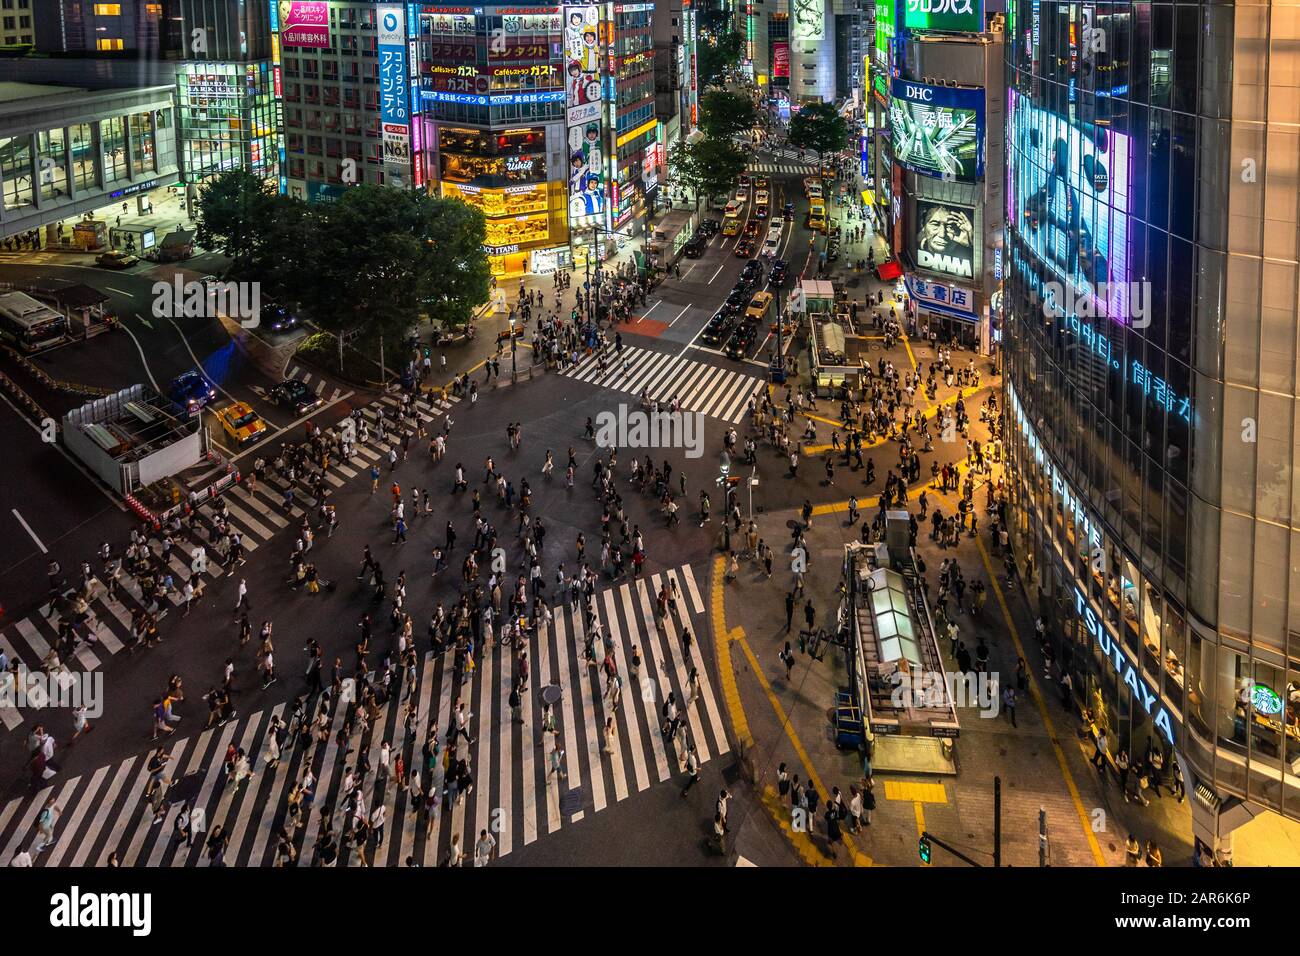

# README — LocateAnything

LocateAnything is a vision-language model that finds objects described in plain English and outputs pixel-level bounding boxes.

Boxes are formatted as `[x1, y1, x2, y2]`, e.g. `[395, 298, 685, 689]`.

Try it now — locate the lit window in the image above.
[96, 37, 124, 49]
[145, 3, 160, 13]
[93, 3, 121, 14]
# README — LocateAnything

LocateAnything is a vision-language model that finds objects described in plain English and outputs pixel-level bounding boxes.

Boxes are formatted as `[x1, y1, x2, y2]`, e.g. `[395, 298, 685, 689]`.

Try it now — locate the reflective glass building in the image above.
[1002, 0, 1300, 856]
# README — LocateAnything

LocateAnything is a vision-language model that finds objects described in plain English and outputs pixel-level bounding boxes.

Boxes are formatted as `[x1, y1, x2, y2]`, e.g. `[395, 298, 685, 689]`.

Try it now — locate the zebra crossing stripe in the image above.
[549, 613, 584, 822]
[220, 496, 279, 538]
[603, 588, 654, 791]
[226, 703, 285, 862]
[44, 765, 109, 867]
[122, 736, 191, 868]
[423, 652, 456, 865]
[0, 565, 726, 865]
[149, 729, 212, 867]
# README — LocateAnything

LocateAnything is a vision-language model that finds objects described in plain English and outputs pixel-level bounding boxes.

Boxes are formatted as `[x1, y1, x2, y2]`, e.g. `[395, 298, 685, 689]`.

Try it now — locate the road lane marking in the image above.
[707, 262, 726, 284]
[669, 304, 691, 327]
[11, 509, 46, 553]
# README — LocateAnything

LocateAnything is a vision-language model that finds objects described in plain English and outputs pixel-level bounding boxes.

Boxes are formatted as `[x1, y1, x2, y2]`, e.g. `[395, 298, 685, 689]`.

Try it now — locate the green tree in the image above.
[698, 89, 757, 143]
[670, 137, 749, 212]
[194, 169, 277, 274]
[697, 31, 742, 90]
[787, 101, 850, 162]
[299, 187, 490, 373]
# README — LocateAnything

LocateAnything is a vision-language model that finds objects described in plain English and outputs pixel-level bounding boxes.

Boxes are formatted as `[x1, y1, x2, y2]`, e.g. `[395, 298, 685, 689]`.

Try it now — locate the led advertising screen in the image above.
[564, 5, 604, 225]
[889, 79, 984, 180]
[1007, 89, 1132, 321]
[902, 0, 984, 34]
[912, 200, 975, 279]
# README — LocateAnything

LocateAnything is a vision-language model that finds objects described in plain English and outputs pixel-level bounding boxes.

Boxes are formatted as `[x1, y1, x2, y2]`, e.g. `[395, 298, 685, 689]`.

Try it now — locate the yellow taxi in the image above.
[215, 401, 268, 446]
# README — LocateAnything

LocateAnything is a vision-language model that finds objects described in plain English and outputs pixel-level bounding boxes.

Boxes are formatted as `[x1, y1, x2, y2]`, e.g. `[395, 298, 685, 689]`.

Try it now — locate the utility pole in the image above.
[993, 775, 1002, 868]
[1038, 807, 1048, 867]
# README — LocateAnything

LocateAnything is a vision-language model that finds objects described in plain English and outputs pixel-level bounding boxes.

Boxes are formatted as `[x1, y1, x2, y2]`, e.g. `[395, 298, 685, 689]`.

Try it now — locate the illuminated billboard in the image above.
[279, 1, 330, 48]
[912, 200, 975, 279]
[889, 79, 983, 180]
[564, 5, 604, 225]
[1007, 90, 1132, 321]
[902, 0, 983, 34]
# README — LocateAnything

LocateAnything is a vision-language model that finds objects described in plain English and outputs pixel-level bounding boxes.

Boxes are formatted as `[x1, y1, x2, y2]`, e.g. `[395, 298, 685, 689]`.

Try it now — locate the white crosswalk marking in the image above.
[0, 563, 728, 867]
[562, 346, 762, 423]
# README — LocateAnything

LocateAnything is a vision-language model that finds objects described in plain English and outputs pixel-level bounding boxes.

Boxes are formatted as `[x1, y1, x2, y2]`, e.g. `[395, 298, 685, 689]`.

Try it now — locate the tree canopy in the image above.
[787, 102, 850, 160]
[196, 175, 491, 358]
[698, 89, 758, 143]
[669, 136, 750, 210]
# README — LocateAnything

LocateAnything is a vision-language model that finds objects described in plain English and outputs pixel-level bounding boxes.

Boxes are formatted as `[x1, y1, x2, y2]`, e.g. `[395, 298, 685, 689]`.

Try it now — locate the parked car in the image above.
[168, 370, 217, 417]
[699, 218, 721, 236]
[95, 250, 139, 269]
[215, 401, 268, 447]
[270, 378, 322, 415]
[683, 234, 707, 258]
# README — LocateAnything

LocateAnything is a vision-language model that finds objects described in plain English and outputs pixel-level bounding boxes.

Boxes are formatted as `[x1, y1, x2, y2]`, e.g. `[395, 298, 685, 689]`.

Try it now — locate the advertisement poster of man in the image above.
[914, 201, 974, 279]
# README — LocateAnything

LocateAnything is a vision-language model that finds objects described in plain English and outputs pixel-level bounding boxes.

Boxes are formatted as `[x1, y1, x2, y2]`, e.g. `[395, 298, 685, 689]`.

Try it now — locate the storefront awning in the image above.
[861, 189, 875, 206]
[876, 260, 902, 281]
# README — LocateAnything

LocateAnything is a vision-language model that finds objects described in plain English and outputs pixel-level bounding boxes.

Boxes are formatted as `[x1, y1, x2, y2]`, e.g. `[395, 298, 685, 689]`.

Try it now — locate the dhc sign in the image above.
[1075, 587, 1176, 746]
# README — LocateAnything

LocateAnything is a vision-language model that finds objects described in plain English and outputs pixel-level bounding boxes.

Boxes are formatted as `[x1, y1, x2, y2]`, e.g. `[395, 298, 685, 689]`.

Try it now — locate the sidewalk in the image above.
[710, 195, 1194, 866]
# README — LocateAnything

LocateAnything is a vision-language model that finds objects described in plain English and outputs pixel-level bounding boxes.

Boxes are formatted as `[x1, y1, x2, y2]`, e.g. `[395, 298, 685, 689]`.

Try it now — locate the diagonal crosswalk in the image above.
[0, 564, 728, 867]
[0, 389, 460, 732]
[561, 345, 764, 424]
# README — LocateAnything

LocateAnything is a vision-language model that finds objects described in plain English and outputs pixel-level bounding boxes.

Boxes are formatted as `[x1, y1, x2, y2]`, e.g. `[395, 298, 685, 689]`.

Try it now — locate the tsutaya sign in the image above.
[1075, 586, 1176, 745]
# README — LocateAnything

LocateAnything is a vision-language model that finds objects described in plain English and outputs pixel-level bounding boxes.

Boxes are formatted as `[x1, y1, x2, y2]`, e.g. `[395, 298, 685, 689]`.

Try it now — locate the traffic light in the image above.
[918, 834, 932, 864]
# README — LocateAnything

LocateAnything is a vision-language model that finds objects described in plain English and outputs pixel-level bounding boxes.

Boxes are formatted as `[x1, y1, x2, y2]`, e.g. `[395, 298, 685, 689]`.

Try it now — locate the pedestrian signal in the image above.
[919, 834, 932, 864]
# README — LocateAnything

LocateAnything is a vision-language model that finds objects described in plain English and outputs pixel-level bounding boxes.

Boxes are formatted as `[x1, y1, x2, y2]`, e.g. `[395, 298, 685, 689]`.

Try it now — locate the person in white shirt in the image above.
[10, 847, 32, 867]
[474, 828, 496, 867]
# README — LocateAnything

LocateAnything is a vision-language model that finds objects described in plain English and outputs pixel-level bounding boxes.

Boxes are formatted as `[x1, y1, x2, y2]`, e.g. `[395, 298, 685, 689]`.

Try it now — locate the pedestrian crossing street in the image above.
[561, 345, 764, 425]
[748, 162, 819, 176]
[0, 388, 461, 732]
[285, 365, 344, 404]
[0, 564, 730, 867]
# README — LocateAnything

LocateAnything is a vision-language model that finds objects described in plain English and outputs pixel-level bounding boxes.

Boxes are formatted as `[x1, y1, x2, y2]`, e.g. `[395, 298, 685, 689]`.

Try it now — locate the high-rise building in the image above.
[869, 1, 1004, 352]
[0, 0, 36, 47]
[1001, 0, 1300, 861]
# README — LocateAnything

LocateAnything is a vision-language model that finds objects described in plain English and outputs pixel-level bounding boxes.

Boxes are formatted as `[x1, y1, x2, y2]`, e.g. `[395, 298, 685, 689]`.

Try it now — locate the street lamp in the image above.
[509, 314, 518, 382]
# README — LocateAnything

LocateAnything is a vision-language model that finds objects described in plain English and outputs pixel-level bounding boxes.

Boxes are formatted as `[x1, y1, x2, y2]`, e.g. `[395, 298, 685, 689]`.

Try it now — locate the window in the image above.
[0, 134, 34, 210]
[145, 3, 161, 13]
[95, 37, 123, 50]
[93, 3, 121, 13]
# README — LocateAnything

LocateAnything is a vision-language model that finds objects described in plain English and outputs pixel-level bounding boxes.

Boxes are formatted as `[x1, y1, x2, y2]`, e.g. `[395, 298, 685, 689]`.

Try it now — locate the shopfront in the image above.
[1004, 380, 1183, 773]
[438, 126, 568, 277]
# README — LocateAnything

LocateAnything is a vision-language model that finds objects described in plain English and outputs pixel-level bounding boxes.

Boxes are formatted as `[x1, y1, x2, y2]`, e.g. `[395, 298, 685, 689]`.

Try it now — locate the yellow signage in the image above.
[616, 118, 658, 149]
[484, 212, 550, 247]
[442, 181, 551, 217]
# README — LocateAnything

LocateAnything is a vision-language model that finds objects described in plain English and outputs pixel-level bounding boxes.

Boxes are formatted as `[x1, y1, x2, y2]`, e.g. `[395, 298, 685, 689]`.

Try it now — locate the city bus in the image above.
[808, 199, 827, 233]
[0, 291, 69, 352]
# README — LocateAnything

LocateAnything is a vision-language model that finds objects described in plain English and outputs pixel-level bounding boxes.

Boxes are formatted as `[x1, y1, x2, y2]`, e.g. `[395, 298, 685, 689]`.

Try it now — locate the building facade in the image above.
[0, 82, 180, 239]
[1, 0, 35, 47]
[1002, 0, 1300, 858]
[868, 0, 1003, 352]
